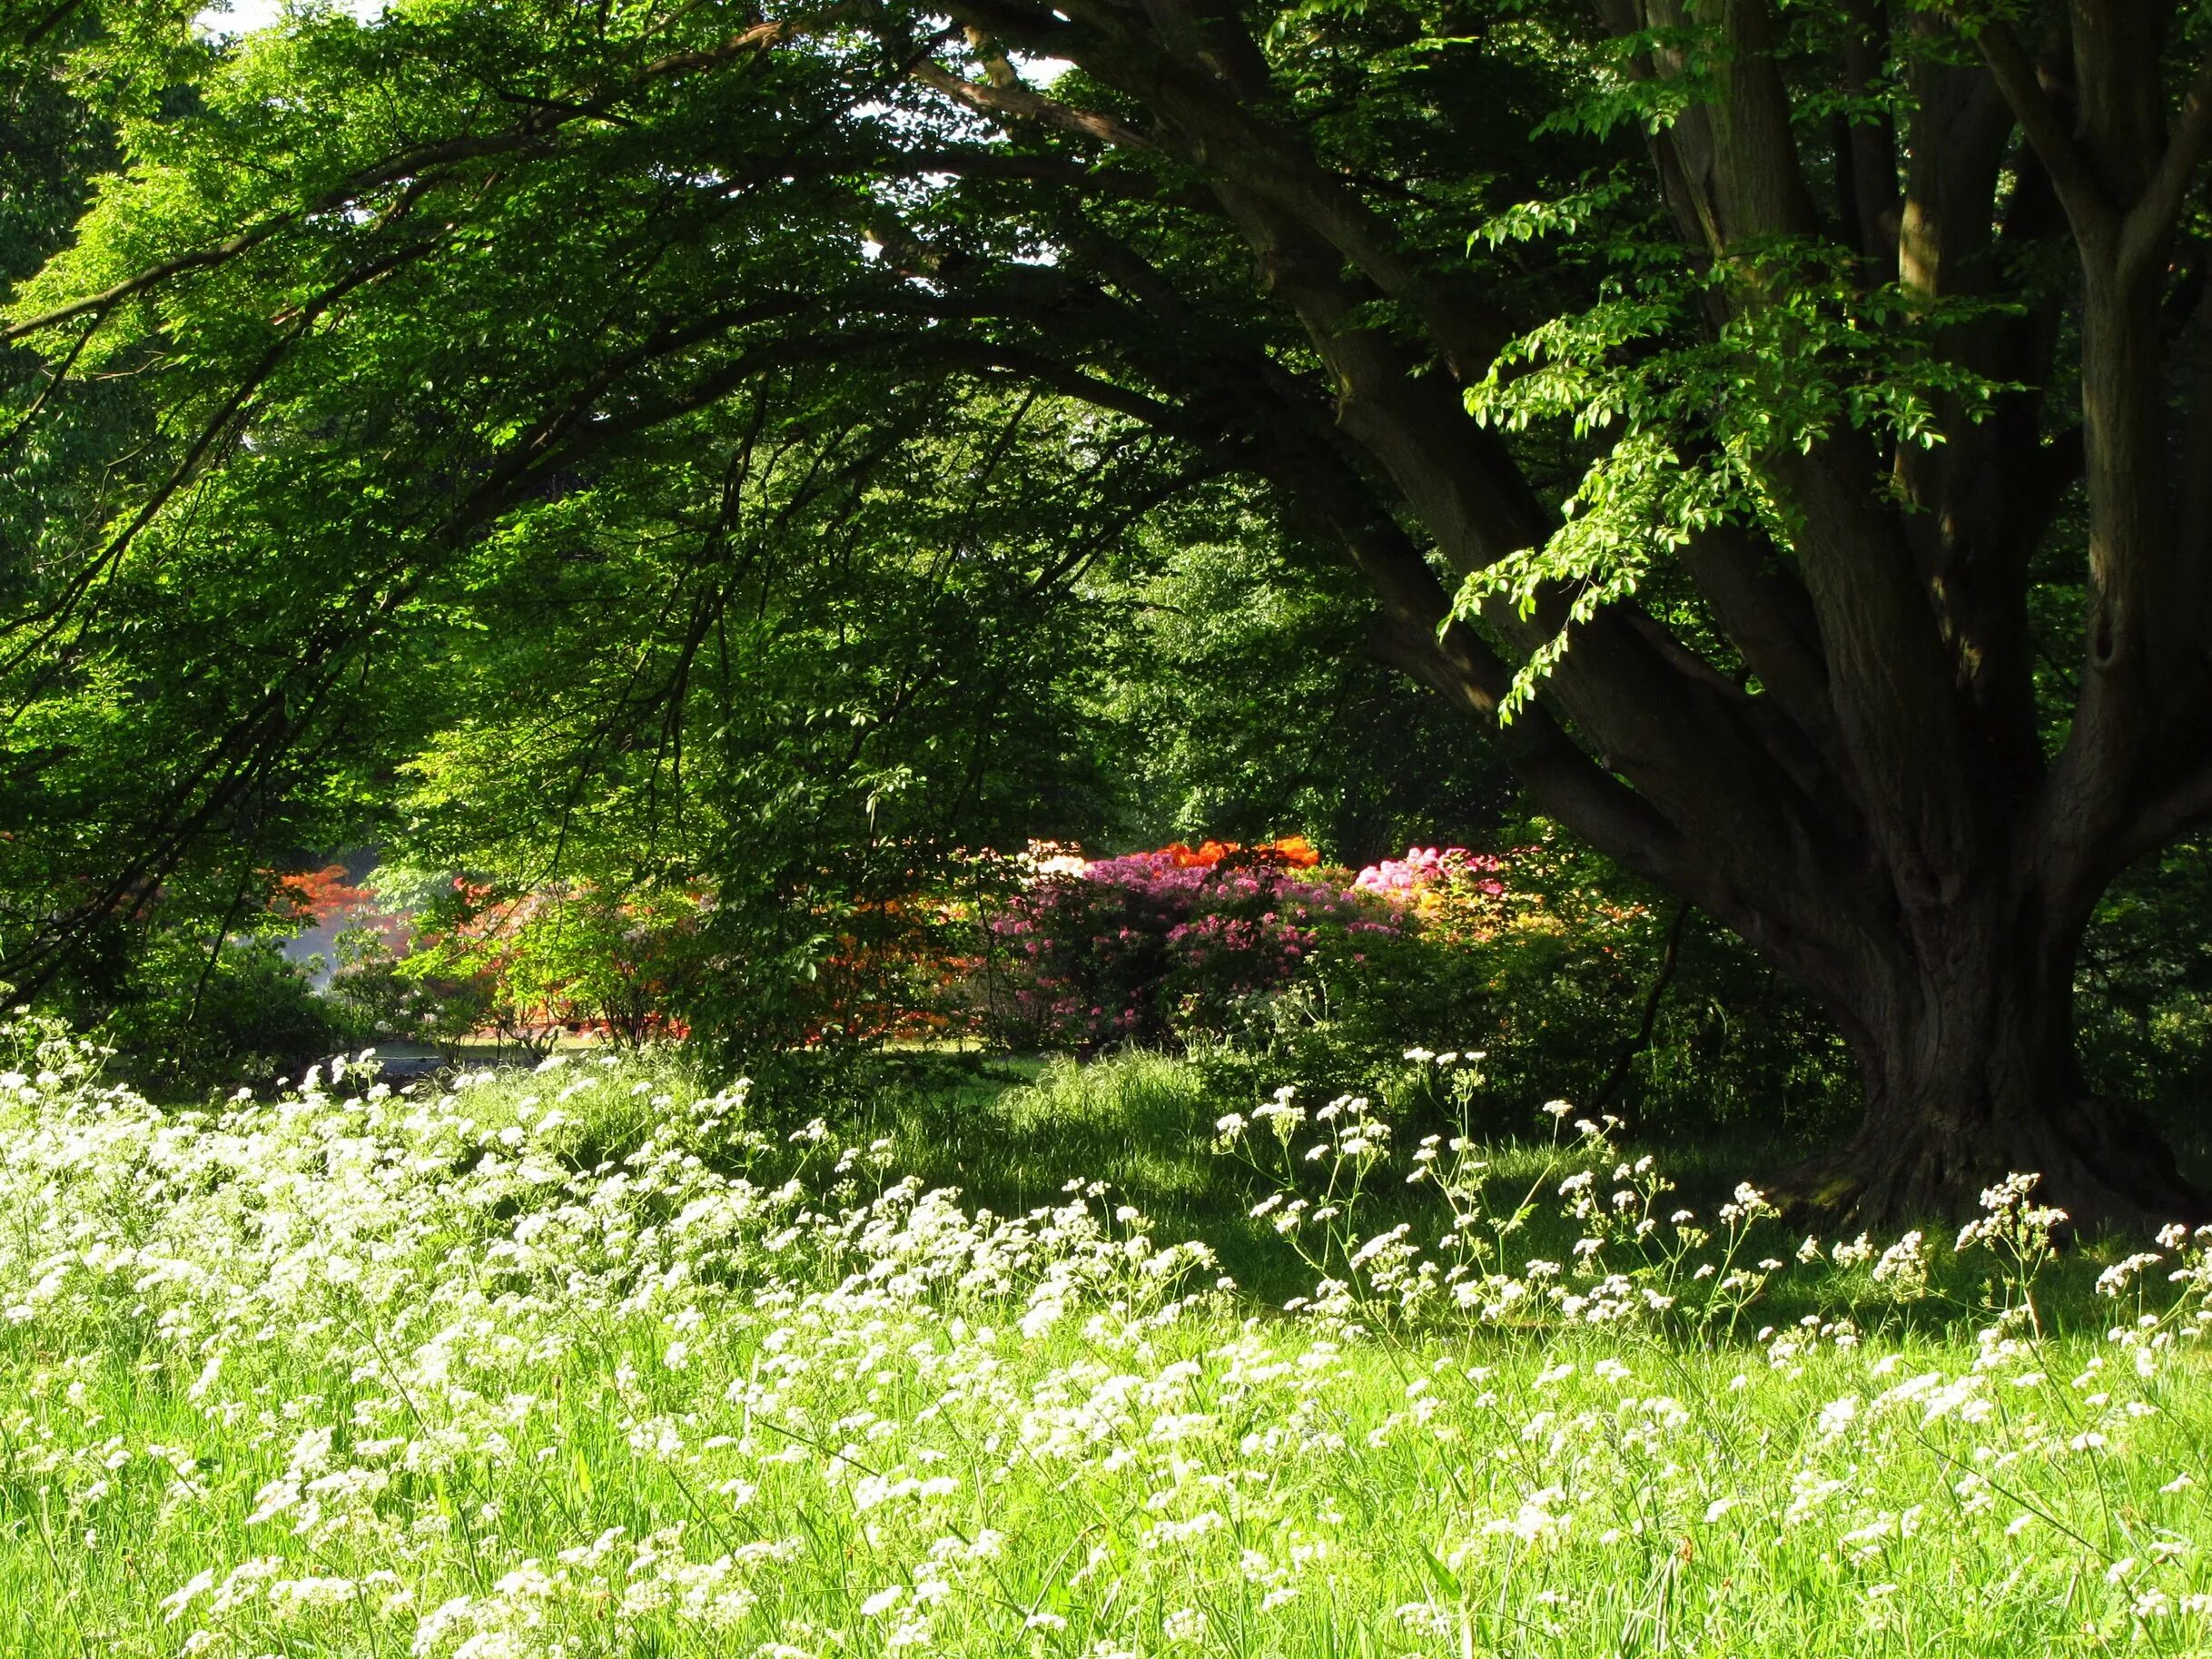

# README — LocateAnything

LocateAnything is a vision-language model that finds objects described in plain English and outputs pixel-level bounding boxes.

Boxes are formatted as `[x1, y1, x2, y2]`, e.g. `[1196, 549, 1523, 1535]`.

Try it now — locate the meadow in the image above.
[2, 1009, 2208, 1658]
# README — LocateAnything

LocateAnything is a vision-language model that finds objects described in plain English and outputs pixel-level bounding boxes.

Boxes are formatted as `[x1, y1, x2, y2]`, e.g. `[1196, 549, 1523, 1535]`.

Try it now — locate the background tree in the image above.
[4, 0, 2209, 1216]
[1099, 491, 1516, 861]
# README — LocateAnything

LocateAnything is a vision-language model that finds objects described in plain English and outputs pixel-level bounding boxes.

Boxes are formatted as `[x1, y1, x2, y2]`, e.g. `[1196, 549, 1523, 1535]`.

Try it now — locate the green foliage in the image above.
[1458, 237, 2028, 714]
[1095, 504, 1515, 859]
[87, 929, 341, 1095]
[1241, 833, 1857, 1141]
[365, 380, 1144, 1063]
[0, 0, 2205, 1198]
[2080, 834, 2212, 1161]
[397, 879, 711, 1052]
[986, 843, 1389, 1051]
[0, 0, 1578, 1042]
[321, 921, 484, 1055]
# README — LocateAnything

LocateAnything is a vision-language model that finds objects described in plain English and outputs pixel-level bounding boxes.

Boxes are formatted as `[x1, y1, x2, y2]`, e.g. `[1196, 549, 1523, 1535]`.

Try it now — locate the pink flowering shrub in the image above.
[991, 845, 1401, 1051]
[990, 831, 1856, 1138]
[1353, 844, 1468, 899]
[1352, 845, 1514, 942]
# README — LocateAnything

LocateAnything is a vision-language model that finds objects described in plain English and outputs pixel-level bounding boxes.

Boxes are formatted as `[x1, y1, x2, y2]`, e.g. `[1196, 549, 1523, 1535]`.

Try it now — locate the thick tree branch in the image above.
[2117, 749, 2212, 870]
[5, 0, 87, 51]
[4, 220, 291, 345]
[1768, 439, 1981, 893]
[2120, 50, 2212, 280]
[1675, 519, 1834, 747]
[937, 0, 1514, 378]
[629, 8, 859, 83]
[1970, 17, 2120, 255]
[1833, 0, 1901, 275]
[1896, 30, 2011, 302]
[1595, 0, 1820, 252]
[911, 59, 1160, 152]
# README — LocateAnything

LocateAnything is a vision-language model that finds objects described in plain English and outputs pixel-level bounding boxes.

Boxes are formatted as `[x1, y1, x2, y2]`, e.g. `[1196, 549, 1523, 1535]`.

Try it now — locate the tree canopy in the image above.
[5, 0, 2211, 1219]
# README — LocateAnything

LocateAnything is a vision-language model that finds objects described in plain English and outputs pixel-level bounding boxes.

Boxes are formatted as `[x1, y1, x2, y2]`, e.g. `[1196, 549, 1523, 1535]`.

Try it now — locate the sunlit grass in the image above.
[2, 1019, 2207, 1656]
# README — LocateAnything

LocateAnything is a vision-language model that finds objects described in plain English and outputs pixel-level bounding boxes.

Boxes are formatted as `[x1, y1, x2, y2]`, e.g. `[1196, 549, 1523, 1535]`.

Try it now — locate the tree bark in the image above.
[1787, 884, 2204, 1229]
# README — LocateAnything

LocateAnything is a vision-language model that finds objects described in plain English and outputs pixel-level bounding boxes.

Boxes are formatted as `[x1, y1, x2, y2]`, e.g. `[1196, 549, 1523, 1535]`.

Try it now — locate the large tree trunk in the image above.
[1788, 890, 2204, 1229]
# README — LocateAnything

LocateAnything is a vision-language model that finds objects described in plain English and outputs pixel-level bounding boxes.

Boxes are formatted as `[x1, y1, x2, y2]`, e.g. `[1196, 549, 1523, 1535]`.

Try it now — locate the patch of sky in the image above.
[193, 0, 387, 39]
[1007, 52, 1072, 86]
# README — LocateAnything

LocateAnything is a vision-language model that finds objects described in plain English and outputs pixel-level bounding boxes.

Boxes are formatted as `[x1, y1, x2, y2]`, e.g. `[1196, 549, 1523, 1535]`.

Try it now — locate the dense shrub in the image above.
[330, 864, 986, 1064]
[396, 879, 712, 1052]
[93, 931, 344, 1095]
[2079, 833, 2212, 1168]
[988, 831, 1858, 1142]
[988, 839, 1402, 1050]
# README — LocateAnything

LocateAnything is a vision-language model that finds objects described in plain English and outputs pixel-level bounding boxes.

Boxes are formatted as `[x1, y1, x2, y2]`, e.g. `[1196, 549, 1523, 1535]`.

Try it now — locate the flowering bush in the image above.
[804, 887, 994, 1048]
[328, 863, 993, 1061]
[1250, 833, 1852, 1138]
[272, 864, 380, 932]
[989, 840, 1400, 1050]
[1291, 837, 1648, 1091]
[986, 833, 1653, 1101]
[975, 830, 1852, 1142]
[1352, 843, 1502, 902]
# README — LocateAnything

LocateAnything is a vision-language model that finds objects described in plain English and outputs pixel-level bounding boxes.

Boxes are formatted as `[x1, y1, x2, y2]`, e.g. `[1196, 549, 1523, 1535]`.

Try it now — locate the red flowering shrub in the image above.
[988, 834, 1689, 1118]
[804, 889, 994, 1048]
[275, 864, 375, 927]
[376, 864, 995, 1058]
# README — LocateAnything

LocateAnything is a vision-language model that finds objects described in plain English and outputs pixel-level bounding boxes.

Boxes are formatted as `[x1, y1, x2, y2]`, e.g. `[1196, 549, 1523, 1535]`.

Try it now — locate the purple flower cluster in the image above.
[992, 848, 1401, 1051]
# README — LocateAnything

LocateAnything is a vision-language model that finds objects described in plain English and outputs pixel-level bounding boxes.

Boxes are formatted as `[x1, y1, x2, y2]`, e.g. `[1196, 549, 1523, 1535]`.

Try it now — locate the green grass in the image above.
[845, 1047, 2183, 1322]
[2, 1026, 2208, 1657]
